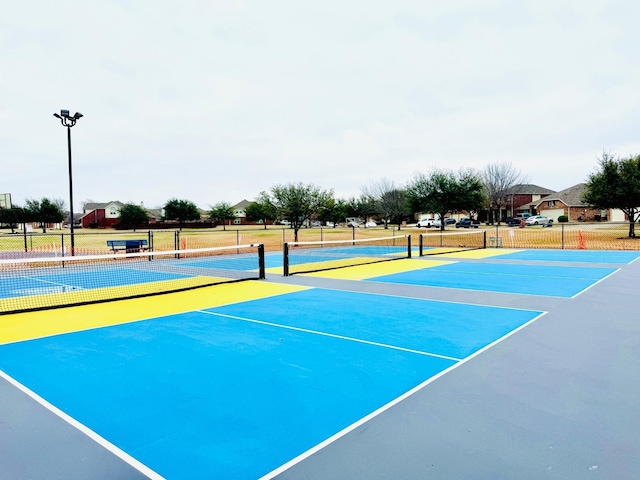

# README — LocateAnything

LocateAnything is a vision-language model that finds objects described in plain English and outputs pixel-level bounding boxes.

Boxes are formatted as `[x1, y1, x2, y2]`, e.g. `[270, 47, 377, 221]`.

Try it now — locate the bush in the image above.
[558, 215, 568, 223]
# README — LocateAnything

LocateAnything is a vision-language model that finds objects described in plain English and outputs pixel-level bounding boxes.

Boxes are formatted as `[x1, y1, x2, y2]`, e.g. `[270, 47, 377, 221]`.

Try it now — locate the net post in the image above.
[283, 242, 290, 276]
[258, 244, 266, 279]
[483, 230, 487, 249]
[407, 234, 412, 258]
[419, 234, 424, 257]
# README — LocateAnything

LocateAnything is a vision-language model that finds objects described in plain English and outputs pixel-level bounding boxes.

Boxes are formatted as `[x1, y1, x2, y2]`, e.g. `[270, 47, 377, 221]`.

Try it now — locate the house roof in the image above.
[504, 184, 556, 195]
[83, 201, 125, 211]
[232, 199, 253, 210]
[534, 183, 588, 207]
[145, 208, 163, 219]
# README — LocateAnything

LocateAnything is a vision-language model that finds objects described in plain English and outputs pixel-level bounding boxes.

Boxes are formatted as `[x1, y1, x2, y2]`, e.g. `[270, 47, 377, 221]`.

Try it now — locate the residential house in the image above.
[81, 201, 162, 228]
[503, 184, 556, 218]
[81, 201, 125, 228]
[531, 183, 620, 222]
[231, 199, 253, 225]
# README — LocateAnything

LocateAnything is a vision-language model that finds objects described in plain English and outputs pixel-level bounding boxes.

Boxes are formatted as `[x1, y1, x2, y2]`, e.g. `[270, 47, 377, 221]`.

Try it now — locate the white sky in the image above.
[2, 0, 640, 211]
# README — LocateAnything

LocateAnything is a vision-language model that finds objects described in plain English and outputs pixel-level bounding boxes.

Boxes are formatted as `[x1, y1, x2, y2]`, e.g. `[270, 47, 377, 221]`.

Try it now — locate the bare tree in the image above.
[361, 178, 396, 228]
[482, 162, 528, 224]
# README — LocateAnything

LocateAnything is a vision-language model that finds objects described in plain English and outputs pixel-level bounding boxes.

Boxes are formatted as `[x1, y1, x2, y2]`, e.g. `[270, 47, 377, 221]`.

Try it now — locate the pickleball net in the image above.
[0, 244, 265, 315]
[283, 235, 411, 276]
[418, 230, 487, 256]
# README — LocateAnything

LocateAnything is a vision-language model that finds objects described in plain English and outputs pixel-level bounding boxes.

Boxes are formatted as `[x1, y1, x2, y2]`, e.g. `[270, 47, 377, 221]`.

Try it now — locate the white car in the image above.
[525, 215, 552, 226]
[416, 217, 437, 228]
[364, 221, 377, 227]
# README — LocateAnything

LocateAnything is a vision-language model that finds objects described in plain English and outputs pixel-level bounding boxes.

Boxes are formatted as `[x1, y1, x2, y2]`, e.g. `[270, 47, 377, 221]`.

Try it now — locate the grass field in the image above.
[1, 222, 639, 255]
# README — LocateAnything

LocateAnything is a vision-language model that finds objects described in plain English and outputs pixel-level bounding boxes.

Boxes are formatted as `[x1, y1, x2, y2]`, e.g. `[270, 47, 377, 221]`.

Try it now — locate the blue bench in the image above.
[107, 239, 148, 253]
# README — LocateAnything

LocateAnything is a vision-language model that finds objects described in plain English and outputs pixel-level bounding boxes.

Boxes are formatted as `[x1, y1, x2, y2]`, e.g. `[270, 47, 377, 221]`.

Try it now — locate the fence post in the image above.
[61, 233, 65, 257]
[561, 223, 565, 249]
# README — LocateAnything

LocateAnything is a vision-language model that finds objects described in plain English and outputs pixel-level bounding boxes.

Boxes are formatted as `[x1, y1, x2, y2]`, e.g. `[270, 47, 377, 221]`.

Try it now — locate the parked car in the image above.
[506, 213, 532, 226]
[444, 218, 456, 225]
[364, 221, 377, 227]
[347, 220, 361, 228]
[416, 217, 437, 228]
[525, 215, 553, 226]
[456, 218, 480, 228]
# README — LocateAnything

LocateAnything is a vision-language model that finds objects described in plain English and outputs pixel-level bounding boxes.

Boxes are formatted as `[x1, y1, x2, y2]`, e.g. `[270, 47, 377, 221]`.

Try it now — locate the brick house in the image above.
[531, 183, 620, 222]
[81, 201, 125, 228]
[231, 199, 253, 225]
[81, 201, 162, 228]
[502, 184, 556, 218]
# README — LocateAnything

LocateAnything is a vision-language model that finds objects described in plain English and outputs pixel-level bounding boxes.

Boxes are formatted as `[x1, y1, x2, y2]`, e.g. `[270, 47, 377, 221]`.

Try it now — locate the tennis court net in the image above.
[418, 230, 486, 256]
[0, 244, 265, 315]
[283, 235, 411, 276]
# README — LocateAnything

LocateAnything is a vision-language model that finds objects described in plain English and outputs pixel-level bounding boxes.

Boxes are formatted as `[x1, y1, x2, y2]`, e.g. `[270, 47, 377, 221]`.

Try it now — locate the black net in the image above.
[0, 244, 265, 315]
[418, 230, 486, 256]
[284, 235, 411, 276]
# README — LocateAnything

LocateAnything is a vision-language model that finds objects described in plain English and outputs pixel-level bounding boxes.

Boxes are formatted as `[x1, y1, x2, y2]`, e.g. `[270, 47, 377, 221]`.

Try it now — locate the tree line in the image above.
[3, 154, 640, 238]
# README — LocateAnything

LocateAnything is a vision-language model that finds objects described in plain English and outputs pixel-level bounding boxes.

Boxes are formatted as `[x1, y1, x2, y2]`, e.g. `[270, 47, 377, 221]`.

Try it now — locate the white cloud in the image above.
[2, 0, 640, 208]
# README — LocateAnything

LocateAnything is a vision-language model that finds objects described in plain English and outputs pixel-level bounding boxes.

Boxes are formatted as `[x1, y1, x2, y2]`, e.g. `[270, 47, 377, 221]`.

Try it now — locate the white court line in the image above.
[259, 310, 548, 480]
[0, 370, 165, 480]
[570, 267, 621, 299]
[200, 310, 462, 362]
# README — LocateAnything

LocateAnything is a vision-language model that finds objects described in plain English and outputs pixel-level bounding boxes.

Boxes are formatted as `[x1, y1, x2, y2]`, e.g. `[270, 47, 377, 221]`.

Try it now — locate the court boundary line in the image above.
[569, 268, 621, 299]
[296, 285, 551, 311]
[0, 370, 165, 480]
[0, 284, 311, 346]
[365, 277, 602, 299]
[259, 310, 548, 479]
[200, 311, 463, 362]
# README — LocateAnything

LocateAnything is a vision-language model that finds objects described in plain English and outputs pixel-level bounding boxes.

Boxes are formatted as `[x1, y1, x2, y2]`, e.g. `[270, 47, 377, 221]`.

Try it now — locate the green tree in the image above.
[406, 168, 484, 231]
[24, 198, 65, 233]
[381, 188, 411, 229]
[209, 202, 235, 230]
[583, 152, 640, 238]
[265, 182, 333, 241]
[317, 198, 349, 227]
[244, 193, 277, 230]
[356, 194, 378, 227]
[163, 198, 200, 229]
[118, 203, 150, 231]
[0, 207, 25, 233]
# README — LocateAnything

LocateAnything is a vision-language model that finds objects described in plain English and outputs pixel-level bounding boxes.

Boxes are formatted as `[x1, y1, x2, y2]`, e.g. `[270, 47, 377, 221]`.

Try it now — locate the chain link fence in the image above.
[1, 222, 639, 259]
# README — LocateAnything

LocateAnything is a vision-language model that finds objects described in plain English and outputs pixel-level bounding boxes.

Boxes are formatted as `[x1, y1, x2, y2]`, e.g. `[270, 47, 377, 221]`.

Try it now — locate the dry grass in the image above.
[2, 223, 640, 256]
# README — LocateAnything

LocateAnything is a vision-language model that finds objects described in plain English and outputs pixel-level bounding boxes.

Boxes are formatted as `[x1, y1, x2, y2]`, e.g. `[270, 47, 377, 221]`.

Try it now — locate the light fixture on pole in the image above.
[53, 109, 83, 256]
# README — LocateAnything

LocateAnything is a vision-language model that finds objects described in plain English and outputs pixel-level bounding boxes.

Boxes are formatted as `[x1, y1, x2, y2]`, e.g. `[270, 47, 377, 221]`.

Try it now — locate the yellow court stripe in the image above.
[301, 258, 453, 280]
[0, 276, 236, 314]
[0, 281, 308, 345]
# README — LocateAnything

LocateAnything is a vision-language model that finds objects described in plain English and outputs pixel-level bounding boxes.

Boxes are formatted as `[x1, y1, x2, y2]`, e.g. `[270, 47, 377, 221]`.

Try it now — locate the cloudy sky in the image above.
[2, 0, 639, 211]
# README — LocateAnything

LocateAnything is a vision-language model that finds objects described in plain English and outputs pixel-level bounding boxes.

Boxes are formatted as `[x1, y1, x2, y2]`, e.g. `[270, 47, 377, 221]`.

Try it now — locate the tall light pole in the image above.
[53, 109, 83, 256]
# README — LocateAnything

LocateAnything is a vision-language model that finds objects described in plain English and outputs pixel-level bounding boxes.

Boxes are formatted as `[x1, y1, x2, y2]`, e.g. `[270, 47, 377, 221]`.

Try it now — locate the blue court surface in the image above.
[264, 246, 412, 269]
[0, 267, 192, 298]
[496, 249, 640, 264]
[0, 288, 542, 479]
[367, 262, 618, 297]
